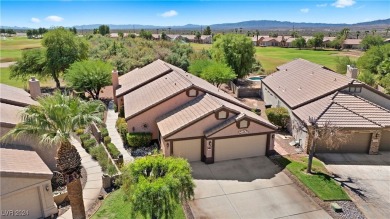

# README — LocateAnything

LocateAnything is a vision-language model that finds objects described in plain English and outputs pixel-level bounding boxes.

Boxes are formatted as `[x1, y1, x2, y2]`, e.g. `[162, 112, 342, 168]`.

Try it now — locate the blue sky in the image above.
[1, 0, 389, 28]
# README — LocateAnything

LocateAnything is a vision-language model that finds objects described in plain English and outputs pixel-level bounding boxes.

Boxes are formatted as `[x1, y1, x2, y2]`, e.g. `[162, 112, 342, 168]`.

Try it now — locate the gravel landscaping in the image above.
[128, 144, 159, 157]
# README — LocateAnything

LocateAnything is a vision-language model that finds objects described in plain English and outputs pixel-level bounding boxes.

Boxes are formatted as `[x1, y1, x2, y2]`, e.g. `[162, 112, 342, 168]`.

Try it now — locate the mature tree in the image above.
[10, 48, 48, 80]
[0, 28, 5, 34]
[3, 92, 105, 219]
[195, 31, 201, 43]
[188, 59, 212, 76]
[42, 27, 89, 88]
[340, 28, 350, 38]
[306, 119, 349, 173]
[200, 61, 236, 87]
[161, 31, 168, 40]
[139, 29, 152, 40]
[356, 31, 361, 39]
[335, 56, 356, 74]
[65, 60, 112, 99]
[358, 70, 376, 86]
[98, 25, 110, 36]
[26, 29, 33, 39]
[330, 37, 344, 50]
[203, 26, 211, 35]
[255, 29, 260, 46]
[69, 27, 77, 35]
[364, 30, 370, 37]
[292, 37, 306, 50]
[118, 31, 124, 39]
[361, 35, 384, 50]
[307, 33, 324, 49]
[357, 44, 390, 75]
[121, 155, 195, 219]
[211, 34, 255, 78]
[93, 28, 99, 34]
[372, 29, 377, 35]
[291, 31, 299, 38]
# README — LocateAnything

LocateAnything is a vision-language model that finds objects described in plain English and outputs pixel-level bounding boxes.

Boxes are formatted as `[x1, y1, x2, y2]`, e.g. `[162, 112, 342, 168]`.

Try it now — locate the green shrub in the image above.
[83, 138, 97, 152]
[106, 143, 121, 158]
[101, 128, 109, 138]
[75, 128, 85, 135]
[107, 164, 118, 176]
[89, 144, 118, 175]
[126, 132, 152, 148]
[119, 106, 125, 118]
[80, 133, 91, 143]
[116, 117, 128, 140]
[104, 136, 111, 145]
[114, 103, 118, 112]
[265, 107, 290, 130]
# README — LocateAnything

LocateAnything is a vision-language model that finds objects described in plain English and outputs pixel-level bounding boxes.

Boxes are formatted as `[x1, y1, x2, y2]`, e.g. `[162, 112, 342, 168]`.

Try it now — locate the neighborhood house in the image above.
[262, 59, 390, 154]
[113, 59, 277, 163]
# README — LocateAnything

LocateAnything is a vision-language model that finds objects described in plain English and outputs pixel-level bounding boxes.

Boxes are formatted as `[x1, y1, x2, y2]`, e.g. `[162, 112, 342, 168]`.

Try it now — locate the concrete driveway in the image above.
[317, 152, 390, 219]
[189, 157, 331, 219]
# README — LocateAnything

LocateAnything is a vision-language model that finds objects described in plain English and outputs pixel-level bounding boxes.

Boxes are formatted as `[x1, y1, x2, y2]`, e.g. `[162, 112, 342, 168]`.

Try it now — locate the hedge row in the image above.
[90, 145, 118, 176]
[106, 143, 121, 159]
[126, 132, 152, 148]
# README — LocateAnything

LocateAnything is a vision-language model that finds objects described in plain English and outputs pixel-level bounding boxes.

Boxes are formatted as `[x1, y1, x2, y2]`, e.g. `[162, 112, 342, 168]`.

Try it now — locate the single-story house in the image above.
[0, 148, 57, 219]
[343, 39, 362, 49]
[258, 36, 279, 47]
[181, 35, 212, 44]
[109, 33, 129, 38]
[262, 59, 390, 154]
[0, 81, 58, 170]
[113, 60, 277, 163]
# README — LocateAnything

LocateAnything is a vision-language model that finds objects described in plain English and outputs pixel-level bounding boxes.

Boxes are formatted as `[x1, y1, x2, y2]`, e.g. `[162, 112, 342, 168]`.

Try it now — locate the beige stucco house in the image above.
[1, 148, 57, 219]
[0, 82, 58, 170]
[113, 60, 277, 163]
[343, 39, 362, 49]
[262, 59, 390, 154]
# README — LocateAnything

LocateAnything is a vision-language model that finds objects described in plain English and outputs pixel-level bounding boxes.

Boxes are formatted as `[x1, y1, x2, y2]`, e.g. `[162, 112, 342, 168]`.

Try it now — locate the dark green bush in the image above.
[83, 138, 97, 152]
[80, 133, 91, 143]
[75, 128, 85, 135]
[265, 107, 290, 130]
[119, 106, 125, 118]
[101, 128, 109, 138]
[126, 132, 152, 148]
[116, 117, 128, 140]
[104, 136, 111, 145]
[114, 103, 118, 112]
[106, 143, 121, 158]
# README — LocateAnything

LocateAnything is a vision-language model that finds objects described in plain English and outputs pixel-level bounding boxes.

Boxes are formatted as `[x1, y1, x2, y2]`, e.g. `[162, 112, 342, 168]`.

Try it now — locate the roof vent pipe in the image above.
[29, 76, 41, 100]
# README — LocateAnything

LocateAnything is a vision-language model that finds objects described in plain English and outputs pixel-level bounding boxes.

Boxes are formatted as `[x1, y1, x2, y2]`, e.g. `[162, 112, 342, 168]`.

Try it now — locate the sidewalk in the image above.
[105, 106, 133, 164]
[58, 137, 103, 219]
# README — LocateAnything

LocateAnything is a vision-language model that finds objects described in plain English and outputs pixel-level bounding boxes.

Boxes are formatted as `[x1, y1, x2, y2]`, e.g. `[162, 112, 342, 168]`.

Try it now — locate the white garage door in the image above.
[215, 135, 267, 162]
[380, 131, 390, 151]
[173, 139, 201, 162]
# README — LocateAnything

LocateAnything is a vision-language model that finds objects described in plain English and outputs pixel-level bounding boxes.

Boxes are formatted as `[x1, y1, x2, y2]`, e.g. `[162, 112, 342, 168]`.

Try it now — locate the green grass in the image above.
[0, 37, 42, 62]
[0, 67, 63, 88]
[190, 43, 360, 73]
[277, 155, 350, 201]
[91, 189, 186, 219]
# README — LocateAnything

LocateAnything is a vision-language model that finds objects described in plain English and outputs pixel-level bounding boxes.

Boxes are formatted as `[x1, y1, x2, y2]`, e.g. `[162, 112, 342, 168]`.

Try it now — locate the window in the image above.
[218, 111, 227, 119]
[239, 120, 249, 128]
[348, 86, 362, 93]
[188, 89, 197, 97]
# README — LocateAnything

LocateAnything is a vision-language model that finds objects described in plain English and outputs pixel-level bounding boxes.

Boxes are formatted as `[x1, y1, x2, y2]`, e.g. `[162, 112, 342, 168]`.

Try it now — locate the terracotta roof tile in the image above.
[0, 148, 52, 179]
[0, 103, 24, 127]
[344, 39, 362, 45]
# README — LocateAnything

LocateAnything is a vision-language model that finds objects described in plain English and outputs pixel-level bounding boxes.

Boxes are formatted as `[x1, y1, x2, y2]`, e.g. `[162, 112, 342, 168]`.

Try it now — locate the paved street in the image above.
[189, 157, 331, 219]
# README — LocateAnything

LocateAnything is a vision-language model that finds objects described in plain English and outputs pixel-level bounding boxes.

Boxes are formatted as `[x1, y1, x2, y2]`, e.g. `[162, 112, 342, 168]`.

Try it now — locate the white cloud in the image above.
[316, 3, 327, 7]
[300, 8, 310, 13]
[45, 15, 64, 22]
[31, 17, 40, 23]
[160, 10, 178, 18]
[332, 0, 356, 8]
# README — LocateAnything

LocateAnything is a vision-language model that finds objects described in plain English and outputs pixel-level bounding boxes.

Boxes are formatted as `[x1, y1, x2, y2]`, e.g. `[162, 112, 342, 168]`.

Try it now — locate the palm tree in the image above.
[364, 30, 369, 37]
[156, 29, 159, 34]
[356, 31, 361, 39]
[372, 29, 377, 35]
[168, 27, 171, 34]
[4, 92, 105, 219]
[255, 29, 260, 46]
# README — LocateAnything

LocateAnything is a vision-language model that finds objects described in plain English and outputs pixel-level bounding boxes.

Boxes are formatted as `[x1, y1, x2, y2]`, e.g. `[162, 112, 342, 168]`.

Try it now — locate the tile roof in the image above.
[157, 94, 277, 138]
[157, 94, 222, 137]
[0, 103, 24, 127]
[116, 59, 171, 96]
[124, 71, 192, 119]
[0, 148, 52, 179]
[204, 114, 241, 137]
[0, 83, 37, 107]
[294, 92, 390, 128]
[344, 39, 362, 45]
[262, 59, 353, 108]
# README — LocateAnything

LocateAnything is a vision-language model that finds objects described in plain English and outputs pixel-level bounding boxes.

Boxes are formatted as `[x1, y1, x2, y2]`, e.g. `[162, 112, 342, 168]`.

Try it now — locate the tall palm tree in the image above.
[372, 29, 377, 35]
[4, 92, 105, 219]
[364, 30, 369, 37]
[356, 31, 361, 39]
[256, 29, 260, 46]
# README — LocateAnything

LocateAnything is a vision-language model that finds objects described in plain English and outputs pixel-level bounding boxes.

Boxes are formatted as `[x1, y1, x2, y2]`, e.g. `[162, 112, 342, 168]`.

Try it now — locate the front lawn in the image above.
[276, 155, 350, 201]
[91, 189, 186, 219]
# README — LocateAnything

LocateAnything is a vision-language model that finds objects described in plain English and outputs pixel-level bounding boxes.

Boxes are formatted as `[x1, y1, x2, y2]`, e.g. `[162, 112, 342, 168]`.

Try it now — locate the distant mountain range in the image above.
[2, 19, 389, 30]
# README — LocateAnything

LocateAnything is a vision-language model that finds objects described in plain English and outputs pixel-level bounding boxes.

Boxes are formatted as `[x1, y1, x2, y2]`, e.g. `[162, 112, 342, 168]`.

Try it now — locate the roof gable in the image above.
[0, 83, 37, 107]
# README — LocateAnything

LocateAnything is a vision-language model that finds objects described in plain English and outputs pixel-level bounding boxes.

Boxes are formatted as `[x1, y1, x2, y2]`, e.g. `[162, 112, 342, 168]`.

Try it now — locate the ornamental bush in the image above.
[265, 107, 290, 130]
[103, 136, 111, 145]
[83, 138, 97, 152]
[116, 117, 128, 140]
[126, 132, 152, 148]
[106, 143, 121, 158]
[101, 128, 109, 138]
[80, 133, 91, 143]
[75, 128, 85, 135]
